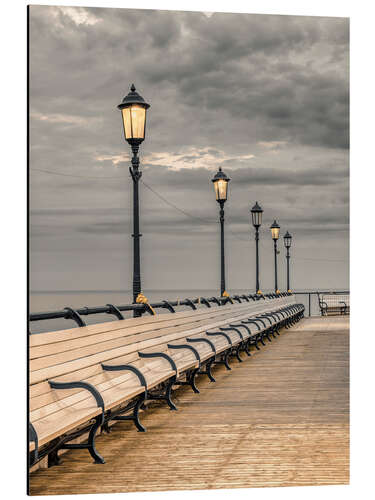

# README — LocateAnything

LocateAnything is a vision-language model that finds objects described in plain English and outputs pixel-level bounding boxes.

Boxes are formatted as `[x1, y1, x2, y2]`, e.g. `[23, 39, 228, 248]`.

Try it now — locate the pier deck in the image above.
[29, 316, 349, 495]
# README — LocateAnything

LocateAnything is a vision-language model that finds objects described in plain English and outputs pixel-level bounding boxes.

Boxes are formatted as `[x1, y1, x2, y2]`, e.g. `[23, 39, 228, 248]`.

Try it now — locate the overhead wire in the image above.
[30, 167, 128, 179]
[30, 167, 348, 262]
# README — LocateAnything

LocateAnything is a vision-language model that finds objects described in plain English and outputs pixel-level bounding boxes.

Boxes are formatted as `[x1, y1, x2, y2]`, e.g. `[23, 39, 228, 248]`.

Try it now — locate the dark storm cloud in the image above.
[29, 6, 349, 293]
[139, 162, 349, 189]
[135, 12, 349, 149]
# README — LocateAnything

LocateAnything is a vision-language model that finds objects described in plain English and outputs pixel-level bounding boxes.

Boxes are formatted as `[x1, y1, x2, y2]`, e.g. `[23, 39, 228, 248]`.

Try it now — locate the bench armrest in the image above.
[253, 317, 267, 328]
[186, 337, 216, 354]
[48, 380, 105, 421]
[101, 363, 147, 389]
[275, 310, 286, 318]
[241, 319, 261, 331]
[199, 297, 211, 308]
[105, 303, 124, 320]
[138, 351, 178, 373]
[206, 331, 232, 345]
[271, 312, 281, 319]
[184, 298, 197, 310]
[220, 326, 244, 340]
[258, 315, 274, 325]
[209, 296, 221, 306]
[161, 300, 175, 313]
[167, 344, 201, 365]
[229, 323, 251, 335]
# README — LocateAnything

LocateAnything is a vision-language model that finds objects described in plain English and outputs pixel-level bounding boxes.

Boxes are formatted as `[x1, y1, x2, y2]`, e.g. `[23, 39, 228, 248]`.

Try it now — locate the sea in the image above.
[29, 288, 337, 334]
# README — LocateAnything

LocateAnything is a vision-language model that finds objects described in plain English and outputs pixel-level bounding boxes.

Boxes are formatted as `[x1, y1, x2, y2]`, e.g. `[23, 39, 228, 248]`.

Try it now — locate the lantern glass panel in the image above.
[214, 179, 228, 201]
[271, 226, 280, 240]
[252, 211, 262, 227]
[284, 235, 292, 248]
[121, 104, 146, 140]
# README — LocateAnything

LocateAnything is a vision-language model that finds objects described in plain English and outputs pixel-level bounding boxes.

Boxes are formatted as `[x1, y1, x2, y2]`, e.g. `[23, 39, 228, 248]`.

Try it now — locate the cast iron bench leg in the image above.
[235, 343, 243, 362]
[198, 357, 216, 382]
[148, 376, 178, 411]
[59, 415, 105, 465]
[253, 336, 261, 350]
[174, 368, 200, 394]
[48, 446, 61, 467]
[87, 416, 106, 464]
[111, 393, 147, 432]
[189, 368, 200, 393]
[243, 339, 251, 356]
[214, 350, 231, 370]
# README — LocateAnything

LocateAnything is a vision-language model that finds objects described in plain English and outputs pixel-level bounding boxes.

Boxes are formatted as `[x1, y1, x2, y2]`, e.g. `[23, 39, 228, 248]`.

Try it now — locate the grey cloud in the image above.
[139, 162, 349, 190]
[29, 6, 349, 294]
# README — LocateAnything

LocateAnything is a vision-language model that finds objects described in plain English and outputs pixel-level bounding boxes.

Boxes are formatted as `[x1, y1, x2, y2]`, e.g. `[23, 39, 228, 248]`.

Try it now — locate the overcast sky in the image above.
[29, 6, 349, 294]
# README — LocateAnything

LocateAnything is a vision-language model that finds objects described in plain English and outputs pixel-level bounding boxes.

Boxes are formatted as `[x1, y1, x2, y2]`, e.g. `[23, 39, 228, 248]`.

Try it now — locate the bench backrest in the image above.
[29, 296, 295, 426]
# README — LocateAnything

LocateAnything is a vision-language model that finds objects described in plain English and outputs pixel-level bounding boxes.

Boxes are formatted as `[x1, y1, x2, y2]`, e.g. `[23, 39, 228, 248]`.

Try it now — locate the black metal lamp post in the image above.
[284, 231, 292, 292]
[118, 84, 150, 315]
[270, 220, 280, 293]
[212, 167, 230, 296]
[251, 201, 263, 294]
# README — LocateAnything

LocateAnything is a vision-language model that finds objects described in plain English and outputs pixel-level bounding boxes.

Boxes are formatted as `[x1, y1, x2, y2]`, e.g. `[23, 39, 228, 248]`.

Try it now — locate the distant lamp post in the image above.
[251, 201, 263, 294]
[284, 231, 292, 292]
[270, 220, 280, 293]
[212, 167, 230, 296]
[118, 84, 150, 315]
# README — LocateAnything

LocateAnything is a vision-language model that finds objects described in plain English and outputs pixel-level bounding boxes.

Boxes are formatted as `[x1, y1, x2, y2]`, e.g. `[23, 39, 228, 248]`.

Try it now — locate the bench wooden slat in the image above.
[29, 303, 246, 347]
[33, 404, 102, 448]
[31, 358, 177, 419]
[29, 305, 251, 364]
[29, 305, 261, 382]
[29, 297, 298, 457]
[29, 301, 253, 352]
[30, 369, 138, 411]
[29, 308, 220, 355]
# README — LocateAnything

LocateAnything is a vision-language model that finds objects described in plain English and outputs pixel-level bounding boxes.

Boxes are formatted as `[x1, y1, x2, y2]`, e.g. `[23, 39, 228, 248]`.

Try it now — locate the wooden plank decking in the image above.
[29, 316, 349, 495]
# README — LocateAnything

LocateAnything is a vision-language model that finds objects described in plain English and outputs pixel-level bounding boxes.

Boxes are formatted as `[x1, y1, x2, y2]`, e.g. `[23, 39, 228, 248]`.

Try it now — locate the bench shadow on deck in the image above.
[29, 316, 349, 495]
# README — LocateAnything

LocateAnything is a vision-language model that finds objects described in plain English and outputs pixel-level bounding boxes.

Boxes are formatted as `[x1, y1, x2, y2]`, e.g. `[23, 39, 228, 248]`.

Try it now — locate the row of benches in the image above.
[29, 294, 305, 467]
[318, 294, 350, 316]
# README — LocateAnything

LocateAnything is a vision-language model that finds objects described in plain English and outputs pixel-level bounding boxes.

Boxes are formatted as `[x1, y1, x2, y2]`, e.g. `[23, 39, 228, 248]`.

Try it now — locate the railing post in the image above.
[308, 293, 311, 317]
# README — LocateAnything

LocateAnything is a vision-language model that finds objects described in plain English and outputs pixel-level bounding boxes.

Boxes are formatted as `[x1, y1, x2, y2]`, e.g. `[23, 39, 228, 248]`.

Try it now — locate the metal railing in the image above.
[29, 291, 292, 332]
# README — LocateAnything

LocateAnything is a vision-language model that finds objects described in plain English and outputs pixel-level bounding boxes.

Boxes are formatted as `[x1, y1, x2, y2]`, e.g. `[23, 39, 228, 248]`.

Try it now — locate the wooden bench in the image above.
[29, 295, 304, 467]
[318, 294, 350, 316]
